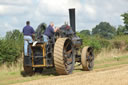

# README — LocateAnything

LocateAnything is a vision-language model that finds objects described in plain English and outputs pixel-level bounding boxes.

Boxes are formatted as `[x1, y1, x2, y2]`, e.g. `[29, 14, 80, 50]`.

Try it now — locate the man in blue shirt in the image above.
[23, 21, 35, 56]
[43, 22, 58, 43]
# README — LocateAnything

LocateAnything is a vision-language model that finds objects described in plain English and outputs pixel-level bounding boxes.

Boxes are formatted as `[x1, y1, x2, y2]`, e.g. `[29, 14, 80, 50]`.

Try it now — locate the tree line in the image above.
[80, 12, 128, 39]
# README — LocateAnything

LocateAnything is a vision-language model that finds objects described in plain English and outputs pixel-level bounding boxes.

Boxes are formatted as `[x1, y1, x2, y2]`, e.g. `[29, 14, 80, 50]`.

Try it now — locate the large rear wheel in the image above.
[81, 46, 94, 71]
[54, 38, 75, 75]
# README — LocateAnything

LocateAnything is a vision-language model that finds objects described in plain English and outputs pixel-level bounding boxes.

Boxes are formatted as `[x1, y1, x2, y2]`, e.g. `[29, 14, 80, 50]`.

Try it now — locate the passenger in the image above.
[23, 21, 35, 56]
[43, 22, 59, 43]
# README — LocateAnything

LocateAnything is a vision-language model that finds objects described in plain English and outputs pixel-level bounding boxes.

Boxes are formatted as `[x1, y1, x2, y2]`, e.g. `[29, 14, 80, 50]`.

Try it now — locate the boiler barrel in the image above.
[72, 37, 82, 47]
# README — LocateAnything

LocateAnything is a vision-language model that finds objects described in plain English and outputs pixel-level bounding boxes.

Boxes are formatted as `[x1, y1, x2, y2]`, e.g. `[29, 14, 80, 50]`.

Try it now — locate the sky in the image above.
[0, 0, 128, 37]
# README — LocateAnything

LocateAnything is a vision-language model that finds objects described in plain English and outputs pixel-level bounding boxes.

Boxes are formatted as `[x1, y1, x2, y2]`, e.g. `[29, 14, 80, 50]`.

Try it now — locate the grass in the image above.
[0, 70, 53, 85]
[94, 56, 128, 69]
[0, 50, 128, 85]
[74, 55, 128, 72]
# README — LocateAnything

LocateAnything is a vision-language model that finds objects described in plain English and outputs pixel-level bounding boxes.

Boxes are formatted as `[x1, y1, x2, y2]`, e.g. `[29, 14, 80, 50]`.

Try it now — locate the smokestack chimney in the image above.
[69, 8, 76, 33]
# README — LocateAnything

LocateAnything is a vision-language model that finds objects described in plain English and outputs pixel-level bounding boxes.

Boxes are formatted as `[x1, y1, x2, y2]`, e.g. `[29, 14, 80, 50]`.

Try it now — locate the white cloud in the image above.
[4, 23, 13, 30]
[0, 22, 17, 37]
[79, 0, 128, 30]
[0, 0, 128, 36]
[0, 5, 5, 14]
[37, 0, 82, 16]
[84, 4, 96, 19]
[0, 0, 32, 5]
[0, 5, 29, 15]
[32, 0, 82, 28]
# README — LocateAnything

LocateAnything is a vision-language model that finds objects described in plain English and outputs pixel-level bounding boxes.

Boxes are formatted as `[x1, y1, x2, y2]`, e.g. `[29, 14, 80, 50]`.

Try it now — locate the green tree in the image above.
[121, 12, 128, 29]
[6, 30, 23, 41]
[92, 22, 116, 39]
[117, 25, 126, 35]
[80, 30, 91, 36]
[121, 13, 128, 26]
[0, 29, 23, 64]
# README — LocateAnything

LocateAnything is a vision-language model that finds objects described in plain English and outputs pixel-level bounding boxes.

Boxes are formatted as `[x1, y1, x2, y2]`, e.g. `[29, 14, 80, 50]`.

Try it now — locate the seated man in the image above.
[43, 22, 58, 43]
[23, 21, 35, 56]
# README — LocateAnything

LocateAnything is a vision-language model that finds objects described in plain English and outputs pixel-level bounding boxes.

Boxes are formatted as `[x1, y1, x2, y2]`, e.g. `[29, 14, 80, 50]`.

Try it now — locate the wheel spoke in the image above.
[64, 42, 70, 50]
[64, 55, 73, 65]
[66, 58, 73, 65]
[89, 61, 93, 68]
[65, 50, 72, 54]
[66, 65, 72, 71]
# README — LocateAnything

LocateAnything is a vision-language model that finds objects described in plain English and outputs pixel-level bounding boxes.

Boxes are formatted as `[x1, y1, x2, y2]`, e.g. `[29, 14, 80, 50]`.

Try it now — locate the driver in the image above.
[43, 22, 59, 43]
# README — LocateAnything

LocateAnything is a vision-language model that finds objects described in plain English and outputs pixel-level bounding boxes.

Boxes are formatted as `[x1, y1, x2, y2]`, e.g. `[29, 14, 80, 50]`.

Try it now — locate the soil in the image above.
[12, 65, 128, 85]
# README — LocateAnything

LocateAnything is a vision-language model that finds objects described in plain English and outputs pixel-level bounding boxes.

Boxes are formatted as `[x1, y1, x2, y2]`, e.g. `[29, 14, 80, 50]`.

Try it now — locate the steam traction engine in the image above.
[23, 8, 94, 75]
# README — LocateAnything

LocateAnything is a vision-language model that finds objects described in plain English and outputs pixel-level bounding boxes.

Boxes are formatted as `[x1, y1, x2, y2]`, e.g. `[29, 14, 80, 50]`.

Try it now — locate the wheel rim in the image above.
[63, 39, 74, 73]
[86, 47, 94, 70]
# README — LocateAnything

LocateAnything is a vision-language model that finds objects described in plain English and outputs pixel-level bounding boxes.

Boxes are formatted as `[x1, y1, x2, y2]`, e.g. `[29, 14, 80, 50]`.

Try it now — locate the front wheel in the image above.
[81, 46, 94, 71]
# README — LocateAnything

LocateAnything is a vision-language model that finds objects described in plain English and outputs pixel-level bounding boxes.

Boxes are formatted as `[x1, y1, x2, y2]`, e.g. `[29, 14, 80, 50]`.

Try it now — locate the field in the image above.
[12, 65, 128, 85]
[0, 49, 128, 85]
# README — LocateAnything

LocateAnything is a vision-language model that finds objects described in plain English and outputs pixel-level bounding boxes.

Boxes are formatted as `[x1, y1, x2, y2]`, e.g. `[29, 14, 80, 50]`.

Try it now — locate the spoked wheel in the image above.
[23, 66, 33, 76]
[81, 46, 94, 71]
[54, 38, 75, 75]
